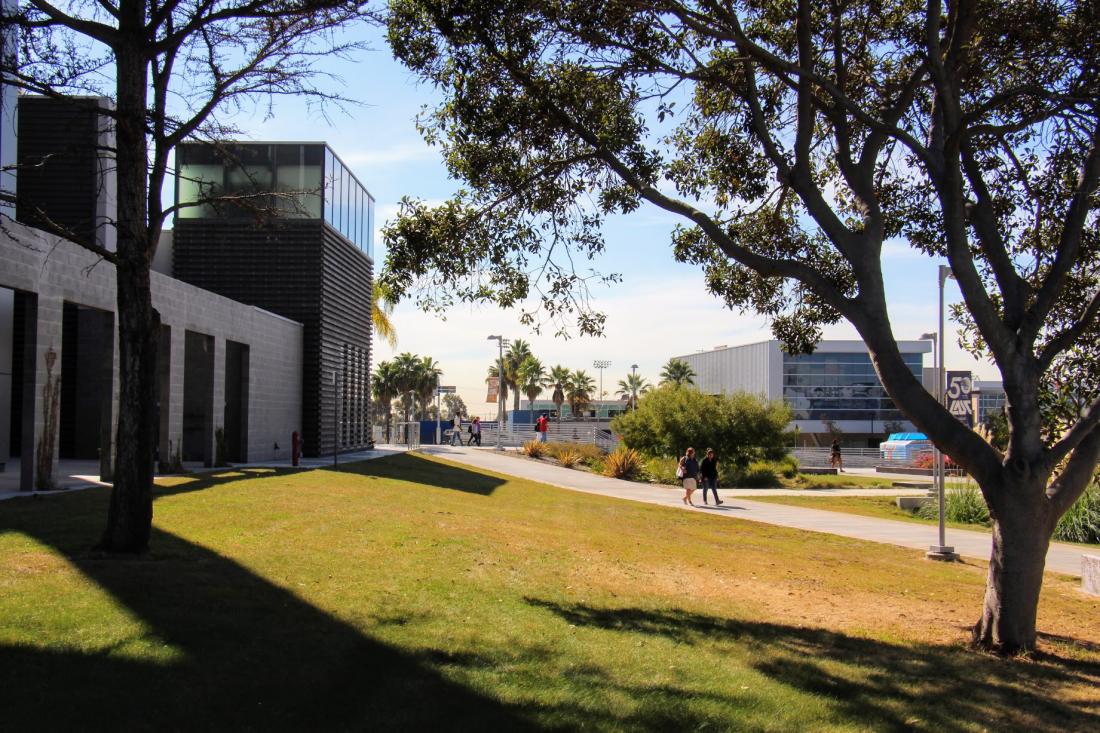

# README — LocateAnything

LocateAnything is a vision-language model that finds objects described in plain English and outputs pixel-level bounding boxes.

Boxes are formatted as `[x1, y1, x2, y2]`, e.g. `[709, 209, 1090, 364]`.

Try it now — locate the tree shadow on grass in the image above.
[526, 598, 1100, 732]
[332, 452, 507, 496]
[0, 492, 531, 731]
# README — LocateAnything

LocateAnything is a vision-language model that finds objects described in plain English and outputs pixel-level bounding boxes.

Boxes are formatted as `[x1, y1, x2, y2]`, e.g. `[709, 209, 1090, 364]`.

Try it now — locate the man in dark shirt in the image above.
[700, 448, 722, 505]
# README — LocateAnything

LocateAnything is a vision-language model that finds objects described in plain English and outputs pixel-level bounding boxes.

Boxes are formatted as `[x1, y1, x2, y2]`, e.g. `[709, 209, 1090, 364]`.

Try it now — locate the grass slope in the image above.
[0, 453, 1097, 732]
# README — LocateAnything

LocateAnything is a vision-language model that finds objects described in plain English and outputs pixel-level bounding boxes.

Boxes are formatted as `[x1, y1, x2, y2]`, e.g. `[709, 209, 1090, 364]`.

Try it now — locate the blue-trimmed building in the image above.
[674, 340, 932, 446]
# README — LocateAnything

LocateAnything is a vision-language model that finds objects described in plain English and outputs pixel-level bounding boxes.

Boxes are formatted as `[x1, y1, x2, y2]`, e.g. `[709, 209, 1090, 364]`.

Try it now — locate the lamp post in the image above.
[927, 265, 958, 561]
[487, 335, 507, 450]
[593, 359, 610, 418]
[630, 363, 639, 411]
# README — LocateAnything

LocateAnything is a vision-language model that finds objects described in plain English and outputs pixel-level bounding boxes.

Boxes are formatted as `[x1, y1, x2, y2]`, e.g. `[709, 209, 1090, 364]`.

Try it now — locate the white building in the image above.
[674, 339, 932, 446]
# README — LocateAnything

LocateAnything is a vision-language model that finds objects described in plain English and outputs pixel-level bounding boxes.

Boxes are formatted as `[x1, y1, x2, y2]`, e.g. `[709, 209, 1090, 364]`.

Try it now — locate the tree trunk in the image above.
[972, 486, 1055, 655]
[100, 38, 155, 553]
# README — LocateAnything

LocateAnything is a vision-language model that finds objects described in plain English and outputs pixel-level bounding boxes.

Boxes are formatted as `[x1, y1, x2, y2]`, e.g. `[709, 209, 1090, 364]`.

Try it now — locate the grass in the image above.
[0, 453, 1097, 731]
[782, 472, 911, 490]
[752, 494, 1100, 547]
[748, 494, 984, 531]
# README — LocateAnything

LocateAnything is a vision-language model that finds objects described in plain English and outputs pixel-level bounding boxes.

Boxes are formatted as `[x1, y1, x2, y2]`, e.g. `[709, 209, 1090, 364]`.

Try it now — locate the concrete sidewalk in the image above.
[421, 446, 1089, 578]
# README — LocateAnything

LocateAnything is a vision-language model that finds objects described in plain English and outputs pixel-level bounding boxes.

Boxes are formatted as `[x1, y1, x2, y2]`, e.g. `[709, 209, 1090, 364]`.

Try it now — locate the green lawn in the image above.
[749, 494, 981, 528]
[783, 472, 915, 489]
[1, 453, 1097, 731]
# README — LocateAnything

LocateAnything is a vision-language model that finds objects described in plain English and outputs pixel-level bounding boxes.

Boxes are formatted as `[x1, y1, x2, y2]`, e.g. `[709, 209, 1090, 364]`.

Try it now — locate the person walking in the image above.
[468, 416, 482, 447]
[535, 413, 549, 443]
[700, 448, 722, 505]
[678, 447, 699, 506]
[450, 414, 463, 446]
[830, 439, 844, 472]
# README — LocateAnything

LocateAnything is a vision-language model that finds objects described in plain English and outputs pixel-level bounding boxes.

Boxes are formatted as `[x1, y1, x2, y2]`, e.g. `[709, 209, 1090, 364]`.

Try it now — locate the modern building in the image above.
[2, 96, 303, 491]
[973, 380, 1007, 423]
[674, 340, 933, 446]
[171, 142, 374, 457]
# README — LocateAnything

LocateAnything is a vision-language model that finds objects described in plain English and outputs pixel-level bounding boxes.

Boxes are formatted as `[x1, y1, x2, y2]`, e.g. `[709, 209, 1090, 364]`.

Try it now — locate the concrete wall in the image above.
[0, 220, 302, 489]
[674, 340, 782, 399]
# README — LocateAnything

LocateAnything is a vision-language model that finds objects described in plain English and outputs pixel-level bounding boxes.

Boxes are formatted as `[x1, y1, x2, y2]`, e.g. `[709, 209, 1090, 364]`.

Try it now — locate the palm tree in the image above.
[391, 352, 422, 428]
[517, 356, 548, 419]
[371, 360, 399, 442]
[617, 373, 652, 410]
[659, 358, 697, 386]
[549, 364, 571, 422]
[414, 356, 442, 419]
[503, 339, 533, 415]
[372, 280, 397, 348]
[568, 369, 595, 417]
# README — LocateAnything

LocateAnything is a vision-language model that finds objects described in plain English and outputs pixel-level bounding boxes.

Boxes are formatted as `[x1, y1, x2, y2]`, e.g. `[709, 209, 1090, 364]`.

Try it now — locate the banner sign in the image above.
[945, 371, 974, 427]
[485, 377, 499, 403]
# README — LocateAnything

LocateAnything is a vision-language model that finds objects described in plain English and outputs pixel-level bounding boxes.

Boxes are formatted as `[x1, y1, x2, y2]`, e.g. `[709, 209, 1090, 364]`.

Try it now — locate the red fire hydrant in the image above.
[291, 431, 301, 467]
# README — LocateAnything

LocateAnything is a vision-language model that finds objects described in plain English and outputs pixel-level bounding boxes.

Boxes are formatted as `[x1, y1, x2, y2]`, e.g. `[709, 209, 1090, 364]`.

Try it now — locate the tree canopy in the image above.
[381, 0, 1100, 653]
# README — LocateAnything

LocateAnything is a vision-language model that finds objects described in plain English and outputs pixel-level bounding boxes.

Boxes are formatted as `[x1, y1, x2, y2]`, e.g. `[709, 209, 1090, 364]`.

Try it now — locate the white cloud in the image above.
[342, 142, 441, 168]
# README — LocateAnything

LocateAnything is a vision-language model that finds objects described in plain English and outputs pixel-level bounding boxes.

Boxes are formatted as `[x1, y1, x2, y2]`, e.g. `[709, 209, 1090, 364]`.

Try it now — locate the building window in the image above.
[782, 352, 921, 423]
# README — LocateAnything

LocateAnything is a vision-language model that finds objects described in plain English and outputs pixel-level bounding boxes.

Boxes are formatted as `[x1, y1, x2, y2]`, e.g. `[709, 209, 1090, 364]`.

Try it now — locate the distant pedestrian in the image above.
[678, 447, 699, 506]
[830, 439, 844, 472]
[450, 415, 463, 446]
[469, 417, 482, 447]
[700, 448, 722, 505]
[535, 413, 549, 442]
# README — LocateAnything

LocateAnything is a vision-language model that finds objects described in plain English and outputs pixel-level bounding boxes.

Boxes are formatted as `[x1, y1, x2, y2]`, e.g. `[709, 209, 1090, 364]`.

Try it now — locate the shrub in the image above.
[556, 448, 582, 468]
[1054, 485, 1100, 544]
[917, 485, 990, 526]
[738, 460, 781, 488]
[545, 442, 605, 461]
[640, 455, 681, 485]
[603, 448, 642, 480]
[522, 440, 546, 458]
[912, 452, 958, 470]
[776, 454, 799, 479]
[611, 384, 792, 470]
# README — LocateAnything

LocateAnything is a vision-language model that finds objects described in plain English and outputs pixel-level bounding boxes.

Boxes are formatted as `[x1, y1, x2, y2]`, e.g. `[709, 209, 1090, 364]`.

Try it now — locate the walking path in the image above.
[420, 445, 1090, 577]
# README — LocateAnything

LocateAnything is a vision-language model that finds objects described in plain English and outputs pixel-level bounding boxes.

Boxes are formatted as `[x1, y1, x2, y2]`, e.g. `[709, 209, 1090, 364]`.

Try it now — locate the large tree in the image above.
[381, 0, 1100, 653]
[2, 0, 371, 551]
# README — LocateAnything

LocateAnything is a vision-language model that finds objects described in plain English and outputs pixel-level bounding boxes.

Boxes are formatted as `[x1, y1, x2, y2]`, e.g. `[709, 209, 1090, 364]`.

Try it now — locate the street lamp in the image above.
[927, 265, 958, 561]
[630, 363, 639, 411]
[593, 360, 610, 418]
[487, 335, 507, 450]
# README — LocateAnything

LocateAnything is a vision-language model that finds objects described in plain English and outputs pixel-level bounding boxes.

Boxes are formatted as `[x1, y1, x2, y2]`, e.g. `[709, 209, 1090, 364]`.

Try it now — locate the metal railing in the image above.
[499, 423, 621, 451]
[789, 445, 964, 474]
[383, 422, 420, 448]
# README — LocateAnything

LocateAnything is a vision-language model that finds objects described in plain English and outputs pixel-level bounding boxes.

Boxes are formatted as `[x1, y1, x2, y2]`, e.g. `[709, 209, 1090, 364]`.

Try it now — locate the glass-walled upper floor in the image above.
[176, 142, 374, 258]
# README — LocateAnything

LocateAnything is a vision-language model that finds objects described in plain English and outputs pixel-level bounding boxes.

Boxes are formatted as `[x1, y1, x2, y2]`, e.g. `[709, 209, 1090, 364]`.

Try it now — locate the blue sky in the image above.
[220, 24, 995, 414]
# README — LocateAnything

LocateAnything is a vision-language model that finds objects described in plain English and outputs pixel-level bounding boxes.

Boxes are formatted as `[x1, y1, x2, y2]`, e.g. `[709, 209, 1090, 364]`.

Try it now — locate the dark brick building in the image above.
[172, 142, 374, 456]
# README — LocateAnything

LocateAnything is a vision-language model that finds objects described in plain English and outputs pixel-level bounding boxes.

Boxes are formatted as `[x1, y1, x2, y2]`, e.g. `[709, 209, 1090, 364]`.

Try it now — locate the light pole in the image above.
[593, 359, 610, 418]
[927, 265, 957, 561]
[487, 335, 507, 450]
[630, 363, 639, 411]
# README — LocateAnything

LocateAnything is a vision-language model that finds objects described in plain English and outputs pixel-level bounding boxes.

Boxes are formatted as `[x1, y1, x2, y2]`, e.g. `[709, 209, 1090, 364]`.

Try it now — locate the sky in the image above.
[221, 23, 997, 416]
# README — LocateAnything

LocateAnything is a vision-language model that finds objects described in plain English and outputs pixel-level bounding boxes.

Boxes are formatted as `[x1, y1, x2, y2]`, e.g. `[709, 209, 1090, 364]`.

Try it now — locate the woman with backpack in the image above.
[677, 447, 699, 506]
